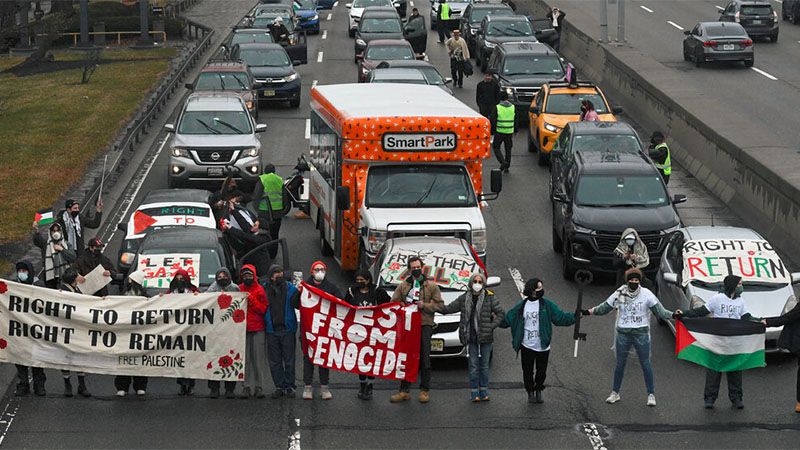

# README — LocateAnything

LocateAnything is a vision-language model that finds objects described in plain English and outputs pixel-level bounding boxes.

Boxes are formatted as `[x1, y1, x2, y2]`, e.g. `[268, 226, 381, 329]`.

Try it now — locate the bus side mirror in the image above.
[490, 169, 502, 194]
[336, 186, 351, 211]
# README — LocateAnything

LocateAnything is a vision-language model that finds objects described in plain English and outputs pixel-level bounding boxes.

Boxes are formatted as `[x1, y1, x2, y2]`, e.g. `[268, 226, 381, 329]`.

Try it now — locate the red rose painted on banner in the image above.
[207, 361, 213, 370]
[0, 339, 7, 349]
[232, 309, 246, 323]
[458, 270, 470, 278]
[238, 373, 244, 380]
[235, 353, 241, 360]
[217, 294, 233, 309]
[218, 356, 233, 368]
[389, 262, 401, 271]
[0, 281, 7, 294]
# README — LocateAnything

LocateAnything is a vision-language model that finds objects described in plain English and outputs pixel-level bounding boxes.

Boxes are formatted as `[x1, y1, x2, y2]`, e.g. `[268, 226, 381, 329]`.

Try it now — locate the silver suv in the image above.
[165, 93, 266, 189]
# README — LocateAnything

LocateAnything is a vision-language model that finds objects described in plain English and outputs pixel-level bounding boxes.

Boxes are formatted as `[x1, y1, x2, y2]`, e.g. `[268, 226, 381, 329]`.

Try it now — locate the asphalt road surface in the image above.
[3, 0, 799, 448]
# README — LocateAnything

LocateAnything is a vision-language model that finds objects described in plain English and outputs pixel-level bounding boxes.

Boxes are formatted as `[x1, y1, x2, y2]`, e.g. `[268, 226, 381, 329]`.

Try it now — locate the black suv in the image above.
[475, 15, 537, 71]
[486, 42, 564, 121]
[551, 151, 686, 279]
[719, 0, 779, 41]
[459, 2, 514, 54]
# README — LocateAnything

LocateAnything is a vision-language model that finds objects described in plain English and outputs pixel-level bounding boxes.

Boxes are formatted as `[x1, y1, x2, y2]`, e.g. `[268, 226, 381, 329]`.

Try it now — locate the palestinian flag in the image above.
[33, 209, 55, 226]
[676, 318, 766, 372]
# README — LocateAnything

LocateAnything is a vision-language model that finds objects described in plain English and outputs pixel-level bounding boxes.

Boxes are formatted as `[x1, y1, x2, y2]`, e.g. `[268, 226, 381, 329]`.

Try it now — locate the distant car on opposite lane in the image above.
[683, 21, 754, 67]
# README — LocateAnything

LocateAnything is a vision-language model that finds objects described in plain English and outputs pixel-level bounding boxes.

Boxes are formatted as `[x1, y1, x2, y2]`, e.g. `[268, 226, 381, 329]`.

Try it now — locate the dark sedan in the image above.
[357, 39, 416, 82]
[683, 21, 753, 67]
[354, 8, 404, 62]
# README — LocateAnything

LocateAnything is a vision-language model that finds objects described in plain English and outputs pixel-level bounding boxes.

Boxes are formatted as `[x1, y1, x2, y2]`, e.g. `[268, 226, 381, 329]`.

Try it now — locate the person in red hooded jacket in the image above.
[166, 270, 200, 395]
[238, 264, 269, 399]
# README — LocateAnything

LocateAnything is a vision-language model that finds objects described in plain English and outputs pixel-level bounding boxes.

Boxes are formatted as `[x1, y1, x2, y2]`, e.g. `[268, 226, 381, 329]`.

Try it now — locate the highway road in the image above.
[2, 0, 799, 448]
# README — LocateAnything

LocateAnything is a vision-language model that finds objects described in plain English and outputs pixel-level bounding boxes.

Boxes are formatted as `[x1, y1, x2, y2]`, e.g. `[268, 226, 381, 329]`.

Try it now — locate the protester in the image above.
[238, 265, 269, 399]
[436, 0, 452, 43]
[270, 17, 290, 44]
[344, 269, 391, 400]
[546, 6, 565, 51]
[476, 71, 501, 118]
[252, 163, 286, 259]
[32, 222, 76, 289]
[503, 278, 575, 403]
[582, 268, 674, 407]
[114, 271, 148, 397]
[648, 131, 672, 185]
[613, 228, 650, 288]
[579, 100, 599, 122]
[490, 91, 516, 173]
[13, 260, 47, 397]
[58, 198, 103, 256]
[167, 270, 200, 395]
[73, 238, 115, 297]
[436, 273, 504, 402]
[674, 275, 759, 409]
[59, 268, 91, 398]
[222, 191, 273, 275]
[263, 264, 298, 399]
[206, 268, 241, 399]
[763, 301, 800, 413]
[300, 261, 342, 400]
[444, 29, 470, 88]
[389, 256, 443, 403]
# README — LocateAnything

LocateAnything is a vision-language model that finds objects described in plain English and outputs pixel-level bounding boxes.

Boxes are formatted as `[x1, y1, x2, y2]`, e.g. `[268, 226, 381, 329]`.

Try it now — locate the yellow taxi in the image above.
[528, 80, 620, 165]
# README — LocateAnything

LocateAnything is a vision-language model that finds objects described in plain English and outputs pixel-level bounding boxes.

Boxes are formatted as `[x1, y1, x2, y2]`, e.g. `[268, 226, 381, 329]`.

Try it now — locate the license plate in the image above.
[723, 44, 735, 50]
[430, 339, 444, 352]
[262, 90, 275, 97]
[752, 19, 762, 25]
[207, 167, 224, 176]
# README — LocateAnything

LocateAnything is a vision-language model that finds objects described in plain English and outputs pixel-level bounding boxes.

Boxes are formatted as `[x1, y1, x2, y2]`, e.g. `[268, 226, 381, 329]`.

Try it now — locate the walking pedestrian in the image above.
[262, 264, 299, 399]
[13, 260, 47, 397]
[166, 269, 200, 395]
[114, 271, 148, 397]
[32, 222, 76, 289]
[301, 261, 342, 400]
[503, 278, 575, 403]
[546, 6, 565, 51]
[581, 268, 674, 407]
[476, 71, 501, 118]
[59, 268, 92, 398]
[445, 29, 470, 88]
[648, 131, 672, 185]
[436, 0, 451, 43]
[205, 268, 241, 399]
[436, 273, 504, 402]
[490, 91, 515, 173]
[238, 265, 269, 399]
[763, 301, 800, 413]
[389, 256, 443, 404]
[344, 269, 391, 400]
[673, 275, 760, 409]
[58, 198, 103, 256]
[73, 238, 116, 297]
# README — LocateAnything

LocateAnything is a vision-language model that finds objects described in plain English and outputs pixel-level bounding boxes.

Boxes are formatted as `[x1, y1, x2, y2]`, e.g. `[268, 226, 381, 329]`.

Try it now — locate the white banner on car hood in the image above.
[681, 239, 790, 286]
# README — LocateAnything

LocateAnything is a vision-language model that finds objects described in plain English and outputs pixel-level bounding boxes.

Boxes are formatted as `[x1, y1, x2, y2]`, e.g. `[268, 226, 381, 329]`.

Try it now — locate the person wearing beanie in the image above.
[503, 278, 575, 404]
[262, 264, 299, 399]
[32, 221, 76, 289]
[673, 274, 760, 409]
[72, 237, 116, 297]
[582, 267, 674, 407]
[237, 265, 269, 399]
[57, 198, 103, 256]
[300, 260, 342, 400]
[436, 272, 505, 402]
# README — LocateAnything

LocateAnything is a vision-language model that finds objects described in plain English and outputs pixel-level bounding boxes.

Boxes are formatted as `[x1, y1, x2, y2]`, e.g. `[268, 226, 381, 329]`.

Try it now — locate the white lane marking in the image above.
[714, 5, 724, 10]
[334, 1, 339, 6]
[317, 51, 324, 62]
[327, 13, 332, 21]
[305, 119, 311, 139]
[0, 398, 20, 446]
[288, 418, 301, 450]
[508, 267, 526, 298]
[751, 67, 778, 80]
[322, 30, 328, 39]
[582, 423, 608, 450]
[639, 5, 653, 13]
[312, 79, 318, 87]
[667, 20, 684, 31]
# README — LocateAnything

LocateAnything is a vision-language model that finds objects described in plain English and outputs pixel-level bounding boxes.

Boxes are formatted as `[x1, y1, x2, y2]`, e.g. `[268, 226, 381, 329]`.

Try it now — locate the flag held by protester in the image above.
[675, 318, 766, 372]
[34, 209, 54, 226]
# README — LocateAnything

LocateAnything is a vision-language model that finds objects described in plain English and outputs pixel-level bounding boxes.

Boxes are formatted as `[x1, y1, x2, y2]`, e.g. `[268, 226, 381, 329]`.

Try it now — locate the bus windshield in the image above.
[366, 165, 477, 208]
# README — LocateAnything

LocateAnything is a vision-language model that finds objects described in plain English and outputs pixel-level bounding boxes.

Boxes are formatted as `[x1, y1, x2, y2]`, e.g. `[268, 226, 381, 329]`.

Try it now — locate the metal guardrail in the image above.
[38, 31, 168, 46]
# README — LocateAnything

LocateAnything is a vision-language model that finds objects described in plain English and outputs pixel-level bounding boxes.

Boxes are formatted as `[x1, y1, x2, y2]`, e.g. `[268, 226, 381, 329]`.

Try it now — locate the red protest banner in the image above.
[299, 282, 421, 382]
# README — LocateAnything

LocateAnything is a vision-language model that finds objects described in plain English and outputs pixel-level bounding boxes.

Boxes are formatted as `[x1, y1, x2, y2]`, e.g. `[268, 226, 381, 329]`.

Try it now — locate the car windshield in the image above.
[705, 25, 747, 37]
[139, 247, 223, 287]
[571, 135, 642, 154]
[293, 0, 317, 9]
[178, 110, 252, 135]
[361, 18, 402, 32]
[502, 55, 564, 76]
[353, 0, 392, 8]
[231, 32, 274, 45]
[366, 45, 414, 60]
[544, 92, 608, 114]
[366, 165, 477, 207]
[741, 5, 772, 15]
[195, 72, 250, 91]
[373, 77, 427, 84]
[256, 7, 292, 16]
[486, 20, 532, 36]
[470, 7, 513, 24]
[239, 48, 290, 67]
[575, 175, 668, 207]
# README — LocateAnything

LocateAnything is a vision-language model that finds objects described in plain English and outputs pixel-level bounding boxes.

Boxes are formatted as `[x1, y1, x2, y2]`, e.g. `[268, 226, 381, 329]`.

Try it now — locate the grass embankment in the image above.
[0, 47, 176, 249]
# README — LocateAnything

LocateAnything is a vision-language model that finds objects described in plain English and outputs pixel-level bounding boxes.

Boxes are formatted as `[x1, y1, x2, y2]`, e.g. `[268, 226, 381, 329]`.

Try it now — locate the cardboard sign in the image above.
[380, 249, 478, 290]
[137, 253, 200, 289]
[681, 239, 790, 286]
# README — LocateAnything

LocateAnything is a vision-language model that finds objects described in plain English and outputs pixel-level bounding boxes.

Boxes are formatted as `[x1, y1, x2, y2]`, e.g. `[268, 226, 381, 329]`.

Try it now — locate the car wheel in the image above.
[349, 28, 355, 38]
[770, 33, 778, 43]
[694, 48, 703, 67]
[682, 46, 690, 62]
[318, 213, 334, 257]
[537, 150, 548, 166]
[744, 58, 754, 67]
[561, 237, 577, 281]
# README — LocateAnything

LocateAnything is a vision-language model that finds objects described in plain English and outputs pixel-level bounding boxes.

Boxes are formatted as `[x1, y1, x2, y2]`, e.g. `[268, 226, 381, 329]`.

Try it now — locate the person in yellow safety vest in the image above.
[490, 91, 516, 174]
[648, 131, 672, 185]
[437, 0, 452, 43]
[252, 163, 285, 259]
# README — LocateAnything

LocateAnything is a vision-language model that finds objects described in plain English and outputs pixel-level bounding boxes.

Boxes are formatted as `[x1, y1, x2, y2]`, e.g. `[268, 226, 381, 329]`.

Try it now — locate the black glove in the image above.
[580, 309, 591, 316]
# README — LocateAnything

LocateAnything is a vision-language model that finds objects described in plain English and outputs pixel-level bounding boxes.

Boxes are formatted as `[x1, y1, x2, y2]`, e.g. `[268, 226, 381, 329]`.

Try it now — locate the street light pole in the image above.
[599, 0, 608, 42]
[617, 0, 626, 42]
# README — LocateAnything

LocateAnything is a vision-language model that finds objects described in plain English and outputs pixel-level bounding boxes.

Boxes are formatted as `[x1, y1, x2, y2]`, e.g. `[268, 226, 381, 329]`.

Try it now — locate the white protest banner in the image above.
[380, 248, 478, 290]
[681, 239, 790, 286]
[137, 253, 200, 289]
[0, 280, 247, 380]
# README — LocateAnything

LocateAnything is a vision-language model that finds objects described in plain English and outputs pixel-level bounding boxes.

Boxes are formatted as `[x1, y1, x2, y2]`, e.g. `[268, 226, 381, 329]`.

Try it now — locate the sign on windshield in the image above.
[681, 239, 790, 286]
[380, 249, 480, 290]
[137, 253, 201, 289]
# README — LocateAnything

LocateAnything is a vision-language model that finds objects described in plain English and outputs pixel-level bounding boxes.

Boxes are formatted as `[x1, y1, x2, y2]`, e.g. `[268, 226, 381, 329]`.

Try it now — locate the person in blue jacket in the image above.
[262, 264, 298, 399]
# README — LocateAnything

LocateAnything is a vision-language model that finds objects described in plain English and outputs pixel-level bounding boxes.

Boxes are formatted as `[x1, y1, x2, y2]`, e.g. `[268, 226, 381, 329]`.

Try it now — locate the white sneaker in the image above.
[605, 391, 621, 404]
[320, 385, 332, 400]
[647, 394, 656, 407]
[116, 390, 126, 397]
[136, 390, 146, 396]
[302, 385, 313, 400]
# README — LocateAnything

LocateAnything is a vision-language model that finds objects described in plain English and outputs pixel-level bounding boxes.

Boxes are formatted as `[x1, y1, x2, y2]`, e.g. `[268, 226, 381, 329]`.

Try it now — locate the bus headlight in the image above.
[367, 229, 387, 253]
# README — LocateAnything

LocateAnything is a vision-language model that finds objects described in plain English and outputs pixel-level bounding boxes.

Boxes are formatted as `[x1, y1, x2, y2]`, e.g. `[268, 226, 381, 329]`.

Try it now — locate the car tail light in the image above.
[741, 39, 753, 47]
[734, 11, 740, 22]
[703, 40, 719, 47]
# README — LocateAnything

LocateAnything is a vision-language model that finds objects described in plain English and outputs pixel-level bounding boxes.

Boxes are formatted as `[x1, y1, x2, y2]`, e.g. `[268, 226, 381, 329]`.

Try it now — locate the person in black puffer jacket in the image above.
[764, 303, 800, 413]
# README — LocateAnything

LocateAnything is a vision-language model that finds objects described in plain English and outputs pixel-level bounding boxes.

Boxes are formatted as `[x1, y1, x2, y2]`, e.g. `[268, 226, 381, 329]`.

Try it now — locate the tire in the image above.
[744, 58, 754, 67]
[561, 237, 577, 281]
[349, 28, 355, 38]
[538, 150, 548, 166]
[682, 46, 689, 62]
[527, 127, 537, 153]
[770, 33, 778, 43]
[318, 213, 334, 257]
[694, 49, 703, 68]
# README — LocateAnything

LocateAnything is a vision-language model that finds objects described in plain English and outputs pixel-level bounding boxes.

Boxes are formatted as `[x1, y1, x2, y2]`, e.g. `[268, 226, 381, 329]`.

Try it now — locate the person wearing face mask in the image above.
[72, 238, 115, 297]
[13, 260, 47, 397]
[300, 261, 342, 400]
[647, 131, 671, 185]
[613, 228, 650, 288]
[32, 222, 76, 289]
[436, 273, 505, 402]
[236, 265, 269, 399]
[503, 278, 576, 404]
[673, 275, 759, 409]
[205, 267, 241, 399]
[582, 268, 674, 407]
[222, 191, 273, 276]
[262, 264, 299, 399]
[114, 271, 149, 398]
[344, 270, 391, 400]
[57, 198, 103, 256]
[389, 256, 443, 404]
[166, 269, 200, 395]
[59, 268, 92, 398]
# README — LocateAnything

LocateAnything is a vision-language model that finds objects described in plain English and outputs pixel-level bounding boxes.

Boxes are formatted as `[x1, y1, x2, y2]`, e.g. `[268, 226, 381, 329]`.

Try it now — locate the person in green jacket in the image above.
[503, 278, 576, 404]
